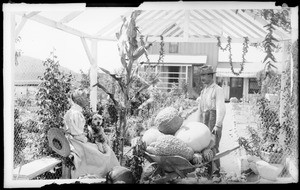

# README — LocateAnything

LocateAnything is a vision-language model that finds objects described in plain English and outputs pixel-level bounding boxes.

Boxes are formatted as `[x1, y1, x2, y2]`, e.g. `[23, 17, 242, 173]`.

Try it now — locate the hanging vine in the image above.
[236, 8, 291, 77]
[139, 34, 165, 67]
[262, 23, 278, 72]
[139, 35, 150, 64]
[156, 35, 165, 65]
[216, 36, 249, 76]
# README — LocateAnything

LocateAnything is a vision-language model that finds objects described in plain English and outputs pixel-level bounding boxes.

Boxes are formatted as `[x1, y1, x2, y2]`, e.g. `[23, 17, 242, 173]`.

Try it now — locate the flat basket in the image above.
[260, 150, 285, 164]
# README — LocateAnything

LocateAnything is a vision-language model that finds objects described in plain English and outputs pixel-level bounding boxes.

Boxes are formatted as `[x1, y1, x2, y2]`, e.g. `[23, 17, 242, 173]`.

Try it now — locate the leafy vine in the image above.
[262, 22, 279, 75]
[157, 35, 165, 65]
[139, 34, 164, 66]
[216, 36, 249, 76]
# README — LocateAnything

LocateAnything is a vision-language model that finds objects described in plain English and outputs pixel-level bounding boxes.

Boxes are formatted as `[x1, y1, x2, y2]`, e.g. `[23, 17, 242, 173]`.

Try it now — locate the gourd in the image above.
[154, 107, 183, 135]
[175, 121, 211, 152]
[146, 135, 194, 161]
[192, 153, 204, 165]
[142, 127, 164, 146]
[202, 148, 214, 162]
[106, 166, 134, 184]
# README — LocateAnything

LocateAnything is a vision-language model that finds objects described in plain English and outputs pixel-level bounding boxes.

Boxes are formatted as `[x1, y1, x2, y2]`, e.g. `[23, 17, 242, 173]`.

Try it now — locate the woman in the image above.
[63, 88, 120, 179]
[63, 89, 89, 143]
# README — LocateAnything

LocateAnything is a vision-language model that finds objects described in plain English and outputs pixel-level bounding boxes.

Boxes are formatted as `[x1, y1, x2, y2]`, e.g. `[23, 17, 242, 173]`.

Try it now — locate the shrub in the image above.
[35, 51, 74, 157]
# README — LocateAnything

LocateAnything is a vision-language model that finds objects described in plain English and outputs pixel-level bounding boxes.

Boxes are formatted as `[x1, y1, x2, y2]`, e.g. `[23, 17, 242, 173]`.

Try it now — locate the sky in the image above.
[16, 7, 131, 73]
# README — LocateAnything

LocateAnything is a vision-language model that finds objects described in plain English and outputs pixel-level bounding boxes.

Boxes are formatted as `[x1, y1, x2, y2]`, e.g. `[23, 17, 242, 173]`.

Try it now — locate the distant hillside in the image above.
[14, 56, 81, 85]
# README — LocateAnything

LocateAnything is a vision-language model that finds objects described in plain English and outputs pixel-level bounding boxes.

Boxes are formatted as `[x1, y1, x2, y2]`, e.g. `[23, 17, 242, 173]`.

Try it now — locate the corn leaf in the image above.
[92, 82, 119, 107]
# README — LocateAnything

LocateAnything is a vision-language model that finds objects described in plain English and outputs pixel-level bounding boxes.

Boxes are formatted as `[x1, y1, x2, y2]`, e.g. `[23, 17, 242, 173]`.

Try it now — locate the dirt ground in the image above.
[184, 103, 243, 176]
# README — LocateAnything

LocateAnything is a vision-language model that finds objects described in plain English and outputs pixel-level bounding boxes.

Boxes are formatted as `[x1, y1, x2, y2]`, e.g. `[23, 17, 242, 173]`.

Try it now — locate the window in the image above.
[169, 42, 179, 53]
[248, 78, 260, 94]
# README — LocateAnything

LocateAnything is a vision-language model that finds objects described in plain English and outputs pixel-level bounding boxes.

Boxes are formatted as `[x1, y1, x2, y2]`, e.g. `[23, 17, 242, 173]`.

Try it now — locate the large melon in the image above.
[142, 127, 164, 146]
[154, 107, 183, 135]
[175, 121, 211, 152]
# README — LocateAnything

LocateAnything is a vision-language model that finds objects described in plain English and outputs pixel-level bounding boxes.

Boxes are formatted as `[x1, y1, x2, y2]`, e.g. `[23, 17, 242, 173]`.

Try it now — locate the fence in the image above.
[231, 73, 298, 178]
[14, 90, 62, 180]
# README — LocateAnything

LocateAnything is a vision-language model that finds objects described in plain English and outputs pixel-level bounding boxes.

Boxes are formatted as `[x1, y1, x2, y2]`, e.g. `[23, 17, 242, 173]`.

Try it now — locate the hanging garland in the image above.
[157, 35, 165, 64]
[139, 35, 165, 67]
[216, 36, 249, 76]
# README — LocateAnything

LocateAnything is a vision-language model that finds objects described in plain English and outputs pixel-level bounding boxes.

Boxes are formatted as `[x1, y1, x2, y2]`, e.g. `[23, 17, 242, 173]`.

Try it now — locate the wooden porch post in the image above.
[3, 9, 16, 186]
[90, 39, 98, 112]
[185, 66, 188, 83]
[81, 37, 98, 112]
[243, 78, 248, 102]
[279, 40, 291, 126]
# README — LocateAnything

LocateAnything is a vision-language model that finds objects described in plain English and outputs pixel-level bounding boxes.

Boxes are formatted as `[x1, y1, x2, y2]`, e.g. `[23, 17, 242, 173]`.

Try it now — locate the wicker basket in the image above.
[260, 150, 285, 164]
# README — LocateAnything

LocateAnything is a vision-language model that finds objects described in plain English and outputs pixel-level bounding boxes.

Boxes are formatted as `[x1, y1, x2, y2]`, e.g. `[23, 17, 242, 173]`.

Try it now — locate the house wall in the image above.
[14, 85, 38, 98]
[148, 42, 219, 68]
[149, 42, 218, 97]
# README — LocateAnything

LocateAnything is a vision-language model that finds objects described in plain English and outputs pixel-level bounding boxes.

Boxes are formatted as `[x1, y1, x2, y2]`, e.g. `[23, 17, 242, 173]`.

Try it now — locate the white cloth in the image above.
[197, 82, 226, 127]
[64, 103, 87, 141]
[63, 103, 120, 179]
[67, 136, 120, 179]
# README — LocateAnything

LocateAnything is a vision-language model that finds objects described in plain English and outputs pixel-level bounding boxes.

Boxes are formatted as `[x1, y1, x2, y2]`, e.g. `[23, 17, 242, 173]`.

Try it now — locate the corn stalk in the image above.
[93, 10, 161, 164]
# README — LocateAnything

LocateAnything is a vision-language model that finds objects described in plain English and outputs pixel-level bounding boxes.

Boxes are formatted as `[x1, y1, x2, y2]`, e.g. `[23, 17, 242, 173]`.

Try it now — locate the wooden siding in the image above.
[148, 42, 219, 68]
[147, 42, 218, 96]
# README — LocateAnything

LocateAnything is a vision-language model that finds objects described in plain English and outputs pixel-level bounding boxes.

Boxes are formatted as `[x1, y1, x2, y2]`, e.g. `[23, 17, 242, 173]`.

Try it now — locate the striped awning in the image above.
[139, 54, 207, 66]
[216, 62, 282, 78]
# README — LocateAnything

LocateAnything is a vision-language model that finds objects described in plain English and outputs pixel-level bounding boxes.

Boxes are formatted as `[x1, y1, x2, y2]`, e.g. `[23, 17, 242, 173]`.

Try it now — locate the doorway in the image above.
[168, 66, 180, 90]
[230, 77, 243, 100]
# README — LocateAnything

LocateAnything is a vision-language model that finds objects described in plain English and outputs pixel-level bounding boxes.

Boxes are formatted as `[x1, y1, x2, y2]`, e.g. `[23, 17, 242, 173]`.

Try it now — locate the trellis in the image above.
[7, 3, 291, 112]
[3, 2, 297, 187]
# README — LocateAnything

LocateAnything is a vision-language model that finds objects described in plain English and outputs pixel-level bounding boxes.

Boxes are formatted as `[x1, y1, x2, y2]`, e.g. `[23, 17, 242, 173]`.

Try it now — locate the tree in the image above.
[35, 51, 75, 156]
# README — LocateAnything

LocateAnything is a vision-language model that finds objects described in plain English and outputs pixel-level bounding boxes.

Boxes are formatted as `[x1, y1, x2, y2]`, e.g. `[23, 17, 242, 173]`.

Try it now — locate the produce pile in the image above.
[260, 142, 285, 164]
[142, 106, 216, 168]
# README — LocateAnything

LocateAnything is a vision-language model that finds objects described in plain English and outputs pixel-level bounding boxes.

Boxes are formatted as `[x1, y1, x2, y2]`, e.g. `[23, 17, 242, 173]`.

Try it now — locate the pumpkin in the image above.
[142, 127, 164, 146]
[154, 107, 183, 135]
[106, 166, 134, 184]
[175, 121, 211, 152]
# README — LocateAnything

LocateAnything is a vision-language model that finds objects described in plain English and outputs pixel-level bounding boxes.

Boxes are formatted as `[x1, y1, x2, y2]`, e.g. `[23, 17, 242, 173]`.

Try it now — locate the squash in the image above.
[154, 107, 183, 135]
[191, 153, 204, 165]
[175, 121, 211, 152]
[142, 127, 164, 146]
[106, 166, 134, 184]
[146, 135, 194, 161]
[202, 148, 214, 162]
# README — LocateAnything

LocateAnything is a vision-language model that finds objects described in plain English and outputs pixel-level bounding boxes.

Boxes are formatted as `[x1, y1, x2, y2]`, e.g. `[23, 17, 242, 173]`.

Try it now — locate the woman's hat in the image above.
[47, 128, 70, 157]
[200, 65, 216, 75]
